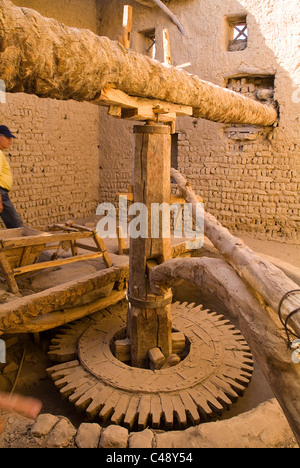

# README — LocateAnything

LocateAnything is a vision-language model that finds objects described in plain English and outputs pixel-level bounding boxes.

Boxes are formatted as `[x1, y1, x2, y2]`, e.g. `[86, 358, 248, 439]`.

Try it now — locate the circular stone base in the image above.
[47, 300, 254, 431]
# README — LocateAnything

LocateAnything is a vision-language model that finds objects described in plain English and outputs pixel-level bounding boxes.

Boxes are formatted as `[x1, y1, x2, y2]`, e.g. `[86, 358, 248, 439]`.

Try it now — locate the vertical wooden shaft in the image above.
[127, 124, 172, 368]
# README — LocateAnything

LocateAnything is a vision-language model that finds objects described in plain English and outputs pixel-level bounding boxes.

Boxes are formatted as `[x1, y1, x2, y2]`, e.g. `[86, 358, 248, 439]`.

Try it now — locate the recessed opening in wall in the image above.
[171, 133, 179, 170]
[139, 28, 156, 59]
[224, 75, 275, 140]
[227, 15, 248, 51]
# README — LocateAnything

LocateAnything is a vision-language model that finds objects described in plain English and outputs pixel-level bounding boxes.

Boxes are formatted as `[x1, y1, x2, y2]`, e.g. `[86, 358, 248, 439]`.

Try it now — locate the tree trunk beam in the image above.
[149, 256, 300, 445]
[0, 0, 277, 126]
[170, 168, 300, 338]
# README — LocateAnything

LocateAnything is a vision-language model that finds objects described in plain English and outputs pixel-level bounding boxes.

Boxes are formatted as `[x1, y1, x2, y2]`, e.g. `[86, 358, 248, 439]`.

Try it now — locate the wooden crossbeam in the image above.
[94, 86, 193, 126]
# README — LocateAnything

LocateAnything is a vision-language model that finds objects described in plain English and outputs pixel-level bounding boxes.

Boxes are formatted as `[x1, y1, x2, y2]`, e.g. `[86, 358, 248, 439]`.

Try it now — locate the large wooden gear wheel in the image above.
[47, 300, 254, 431]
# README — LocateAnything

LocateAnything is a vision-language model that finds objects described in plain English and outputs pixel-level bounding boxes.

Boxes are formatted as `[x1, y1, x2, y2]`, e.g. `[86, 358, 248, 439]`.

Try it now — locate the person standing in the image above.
[0, 125, 23, 229]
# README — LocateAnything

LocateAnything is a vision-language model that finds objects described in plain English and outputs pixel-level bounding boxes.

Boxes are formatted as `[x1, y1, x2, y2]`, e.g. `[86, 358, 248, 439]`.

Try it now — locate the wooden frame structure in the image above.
[0, 224, 112, 294]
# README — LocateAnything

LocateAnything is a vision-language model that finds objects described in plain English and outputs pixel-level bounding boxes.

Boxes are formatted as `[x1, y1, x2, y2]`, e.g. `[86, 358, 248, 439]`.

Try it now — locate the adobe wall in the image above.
[0, 0, 102, 227]
[0, 0, 298, 242]
[98, 0, 300, 243]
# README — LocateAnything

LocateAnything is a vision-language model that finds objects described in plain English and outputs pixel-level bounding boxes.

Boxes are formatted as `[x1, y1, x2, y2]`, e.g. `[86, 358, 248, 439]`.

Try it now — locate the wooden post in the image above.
[119, 5, 133, 49]
[0, 251, 19, 294]
[127, 124, 172, 368]
[163, 29, 171, 65]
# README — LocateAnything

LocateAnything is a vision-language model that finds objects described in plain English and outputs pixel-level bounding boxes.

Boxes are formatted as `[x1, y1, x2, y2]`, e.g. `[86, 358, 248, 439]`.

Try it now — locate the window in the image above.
[227, 16, 248, 51]
[139, 28, 156, 59]
[224, 75, 275, 140]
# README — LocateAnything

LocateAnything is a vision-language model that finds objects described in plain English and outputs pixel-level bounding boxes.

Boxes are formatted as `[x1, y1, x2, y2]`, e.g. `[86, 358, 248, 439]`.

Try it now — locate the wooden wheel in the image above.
[47, 300, 253, 431]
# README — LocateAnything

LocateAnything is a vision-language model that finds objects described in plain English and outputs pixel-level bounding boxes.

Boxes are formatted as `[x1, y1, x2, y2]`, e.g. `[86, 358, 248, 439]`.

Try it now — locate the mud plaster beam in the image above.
[0, 0, 277, 126]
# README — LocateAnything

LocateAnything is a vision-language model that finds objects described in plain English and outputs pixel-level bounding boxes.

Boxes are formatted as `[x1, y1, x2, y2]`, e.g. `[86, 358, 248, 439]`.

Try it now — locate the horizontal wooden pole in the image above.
[0, 231, 93, 250]
[12, 252, 104, 276]
[0, 0, 277, 126]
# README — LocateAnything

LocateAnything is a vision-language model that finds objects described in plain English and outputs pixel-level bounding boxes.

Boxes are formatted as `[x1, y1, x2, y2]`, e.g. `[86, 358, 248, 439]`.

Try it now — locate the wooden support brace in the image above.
[95, 87, 193, 123]
[0, 251, 19, 294]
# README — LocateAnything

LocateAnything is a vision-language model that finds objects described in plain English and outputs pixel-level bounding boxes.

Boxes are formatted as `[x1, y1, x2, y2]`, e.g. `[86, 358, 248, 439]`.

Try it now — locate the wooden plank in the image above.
[74, 384, 101, 412]
[95, 87, 193, 118]
[73, 242, 99, 252]
[159, 393, 174, 429]
[92, 230, 112, 268]
[20, 246, 33, 267]
[70, 240, 78, 256]
[12, 252, 104, 276]
[171, 394, 187, 428]
[0, 263, 129, 334]
[1, 231, 93, 249]
[0, 251, 19, 293]
[122, 107, 177, 122]
[99, 390, 121, 422]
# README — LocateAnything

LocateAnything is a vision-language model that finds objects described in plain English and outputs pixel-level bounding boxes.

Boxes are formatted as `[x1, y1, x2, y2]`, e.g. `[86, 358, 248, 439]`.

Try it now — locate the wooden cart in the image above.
[0, 224, 112, 294]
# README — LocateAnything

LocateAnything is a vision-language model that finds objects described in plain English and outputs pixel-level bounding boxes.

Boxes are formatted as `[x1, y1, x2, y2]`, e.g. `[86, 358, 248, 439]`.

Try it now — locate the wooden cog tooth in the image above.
[110, 393, 131, 425]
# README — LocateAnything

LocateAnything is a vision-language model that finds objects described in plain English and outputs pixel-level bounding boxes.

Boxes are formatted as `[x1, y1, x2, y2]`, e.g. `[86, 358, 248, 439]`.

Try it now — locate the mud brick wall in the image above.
[0, 0, 299, 242]
[0, 0, 102, 228]
[1, 94, 101, 228]
[98, 0, 300, 243]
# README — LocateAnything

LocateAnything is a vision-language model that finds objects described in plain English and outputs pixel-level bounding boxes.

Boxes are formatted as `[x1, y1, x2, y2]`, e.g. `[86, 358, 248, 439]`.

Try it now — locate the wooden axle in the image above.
[127, 123, 173, 368]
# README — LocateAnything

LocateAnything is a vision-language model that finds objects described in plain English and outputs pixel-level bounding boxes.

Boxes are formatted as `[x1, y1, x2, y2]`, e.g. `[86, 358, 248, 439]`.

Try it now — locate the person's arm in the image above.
[0, 392, 42, 434]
